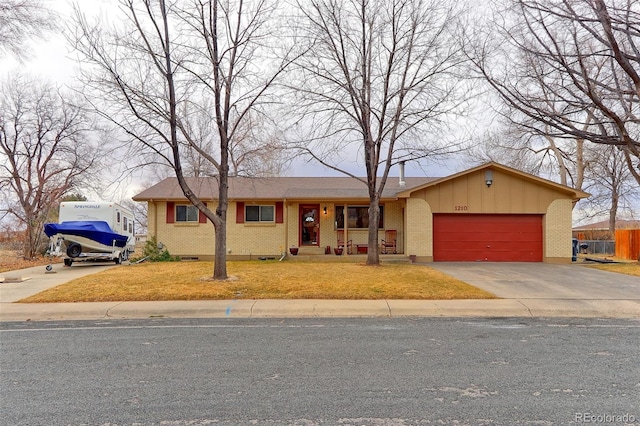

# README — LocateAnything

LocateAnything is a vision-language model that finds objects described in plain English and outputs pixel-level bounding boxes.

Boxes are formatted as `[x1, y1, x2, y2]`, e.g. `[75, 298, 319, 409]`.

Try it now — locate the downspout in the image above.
[152, 199, 157, 241]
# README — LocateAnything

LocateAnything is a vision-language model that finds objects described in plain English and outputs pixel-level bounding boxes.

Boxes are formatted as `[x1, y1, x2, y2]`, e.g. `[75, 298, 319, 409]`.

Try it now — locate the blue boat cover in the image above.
[44, 221, 129, 248]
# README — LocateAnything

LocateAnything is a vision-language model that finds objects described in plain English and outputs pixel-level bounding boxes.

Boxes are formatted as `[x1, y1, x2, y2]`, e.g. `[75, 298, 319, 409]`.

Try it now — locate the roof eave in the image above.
[395, 162, 591, 199]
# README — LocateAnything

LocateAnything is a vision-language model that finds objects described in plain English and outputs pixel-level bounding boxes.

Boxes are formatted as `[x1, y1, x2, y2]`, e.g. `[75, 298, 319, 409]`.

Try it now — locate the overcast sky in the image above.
[2, 0, 469, 184]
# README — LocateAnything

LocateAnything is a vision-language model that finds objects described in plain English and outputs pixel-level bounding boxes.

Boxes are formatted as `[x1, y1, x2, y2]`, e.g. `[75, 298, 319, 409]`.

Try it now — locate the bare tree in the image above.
[0, 0, 58, 59]
[178, 103, 289, 177]
[583, 144, 638, 232]
[289, 0, 469, 265]
[467, 115, 590, 192]
[0, 74, 101, 258]
[468, 0, 640, 186]
[71, 0, 294, 279]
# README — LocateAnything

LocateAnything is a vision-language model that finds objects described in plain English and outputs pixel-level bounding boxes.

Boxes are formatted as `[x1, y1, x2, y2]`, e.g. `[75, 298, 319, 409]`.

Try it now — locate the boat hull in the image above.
[44, 221, 130, 256]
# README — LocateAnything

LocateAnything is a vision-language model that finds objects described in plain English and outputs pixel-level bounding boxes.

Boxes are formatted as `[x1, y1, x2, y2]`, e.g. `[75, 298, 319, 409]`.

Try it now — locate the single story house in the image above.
[132, 162, 588, 263]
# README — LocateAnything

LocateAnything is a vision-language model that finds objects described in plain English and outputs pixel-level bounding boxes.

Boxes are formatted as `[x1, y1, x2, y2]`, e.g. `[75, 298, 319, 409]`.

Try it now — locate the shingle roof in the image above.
[132, 176, 437, 201]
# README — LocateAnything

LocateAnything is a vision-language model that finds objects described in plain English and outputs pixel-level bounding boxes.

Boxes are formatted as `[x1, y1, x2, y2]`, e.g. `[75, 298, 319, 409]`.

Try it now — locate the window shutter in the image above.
[199, 209, 207, 223]
[236, 202, 245, 223]
[166, 202, 175, 223]
[275, 202, 284, 223]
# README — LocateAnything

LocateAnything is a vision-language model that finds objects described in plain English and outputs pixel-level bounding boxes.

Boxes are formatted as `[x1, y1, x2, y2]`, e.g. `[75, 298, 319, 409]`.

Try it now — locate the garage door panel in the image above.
[433, 214, 542, 262]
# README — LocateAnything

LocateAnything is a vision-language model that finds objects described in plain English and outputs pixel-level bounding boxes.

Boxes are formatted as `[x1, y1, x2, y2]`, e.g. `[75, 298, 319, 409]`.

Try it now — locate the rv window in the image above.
[176, 205, 199, 222]
[123, 216, 128, 229]
[129, 223, 133, 233]
[117, 212, 121, 223]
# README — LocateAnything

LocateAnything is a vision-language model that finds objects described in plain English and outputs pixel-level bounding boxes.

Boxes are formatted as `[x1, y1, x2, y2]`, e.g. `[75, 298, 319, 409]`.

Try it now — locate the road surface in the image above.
[1, 317, 639, 425]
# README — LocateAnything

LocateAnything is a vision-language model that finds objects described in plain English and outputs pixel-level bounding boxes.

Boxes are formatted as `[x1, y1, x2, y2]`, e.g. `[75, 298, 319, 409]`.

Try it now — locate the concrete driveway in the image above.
[0, 262, 116, 303]
[429, 262, 640, 300]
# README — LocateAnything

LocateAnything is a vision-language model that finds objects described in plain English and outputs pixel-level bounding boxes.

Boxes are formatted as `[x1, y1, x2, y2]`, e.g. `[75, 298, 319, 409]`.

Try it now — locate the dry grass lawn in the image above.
[0, 250, 59, 273]
[576, 254, 640, 277]
[587, 262, 640, 277]
[20, 260, 496, 303]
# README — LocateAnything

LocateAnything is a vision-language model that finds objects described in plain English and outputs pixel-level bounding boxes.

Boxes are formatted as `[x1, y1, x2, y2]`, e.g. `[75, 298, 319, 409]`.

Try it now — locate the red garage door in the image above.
[433, 214, 543, 262]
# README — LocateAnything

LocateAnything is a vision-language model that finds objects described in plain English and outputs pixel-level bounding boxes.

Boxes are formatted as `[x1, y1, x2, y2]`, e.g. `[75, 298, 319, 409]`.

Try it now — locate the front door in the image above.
[300, 205, 320, 246]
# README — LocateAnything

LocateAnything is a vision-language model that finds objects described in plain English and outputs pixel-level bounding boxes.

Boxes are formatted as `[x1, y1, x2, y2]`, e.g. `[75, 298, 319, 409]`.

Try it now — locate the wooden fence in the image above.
[615, 229, 640, 260]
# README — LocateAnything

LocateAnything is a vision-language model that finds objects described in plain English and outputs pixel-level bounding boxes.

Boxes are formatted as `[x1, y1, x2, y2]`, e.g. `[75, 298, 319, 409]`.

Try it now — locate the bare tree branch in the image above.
[467, 0, 640, 187]
[289, 0, 470, 265]
[0, 74, 101, 257]
[0, 0, 58, 60]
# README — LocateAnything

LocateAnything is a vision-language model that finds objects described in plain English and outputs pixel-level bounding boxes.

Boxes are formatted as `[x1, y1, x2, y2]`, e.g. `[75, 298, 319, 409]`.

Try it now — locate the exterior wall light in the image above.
[485, 170, 493, 187]
[323, 206, 328, 215]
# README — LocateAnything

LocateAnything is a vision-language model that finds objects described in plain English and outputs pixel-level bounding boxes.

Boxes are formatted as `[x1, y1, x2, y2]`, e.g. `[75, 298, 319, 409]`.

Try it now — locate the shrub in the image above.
[137, 236, 179, 262]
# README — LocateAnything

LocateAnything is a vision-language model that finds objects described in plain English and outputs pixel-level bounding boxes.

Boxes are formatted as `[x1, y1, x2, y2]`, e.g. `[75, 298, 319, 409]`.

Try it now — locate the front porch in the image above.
[286, 252, 412, 264]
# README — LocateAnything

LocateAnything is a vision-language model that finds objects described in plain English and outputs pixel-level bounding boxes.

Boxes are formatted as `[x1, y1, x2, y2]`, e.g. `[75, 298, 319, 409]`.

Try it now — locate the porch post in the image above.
[343, 203, 348, 255]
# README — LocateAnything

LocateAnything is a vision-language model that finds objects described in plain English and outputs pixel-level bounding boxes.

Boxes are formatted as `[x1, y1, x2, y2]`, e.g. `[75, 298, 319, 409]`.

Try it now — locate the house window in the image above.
[176, 205, 199, 222]
[336, 205, 384, 229]
[246, 205, 275, 222]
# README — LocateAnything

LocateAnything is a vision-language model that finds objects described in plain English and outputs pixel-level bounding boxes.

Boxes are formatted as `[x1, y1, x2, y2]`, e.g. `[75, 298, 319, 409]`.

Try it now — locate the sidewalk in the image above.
[2, 262, 640, 321]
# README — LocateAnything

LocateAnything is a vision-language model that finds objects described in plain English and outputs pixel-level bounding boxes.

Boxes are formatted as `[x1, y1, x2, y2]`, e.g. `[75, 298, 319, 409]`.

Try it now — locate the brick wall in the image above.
[544, 198, 572, 262]
[405, 198, 432, 260]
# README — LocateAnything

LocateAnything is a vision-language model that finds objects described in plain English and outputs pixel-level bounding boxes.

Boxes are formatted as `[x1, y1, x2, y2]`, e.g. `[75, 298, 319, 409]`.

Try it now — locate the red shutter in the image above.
[275, 202, 284, 223]
[166, 202, 175, 223]
[236, 202, 245, 223]
[199, 209, 207, 223]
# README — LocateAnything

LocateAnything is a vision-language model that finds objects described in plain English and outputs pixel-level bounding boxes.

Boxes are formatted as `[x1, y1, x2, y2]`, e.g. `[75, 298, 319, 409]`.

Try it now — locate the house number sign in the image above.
[454, 205, 468, 211]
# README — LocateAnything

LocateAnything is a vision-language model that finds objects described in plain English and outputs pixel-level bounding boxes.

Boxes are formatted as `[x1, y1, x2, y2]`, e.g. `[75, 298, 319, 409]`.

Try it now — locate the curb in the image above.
[1, 298, 639, 322]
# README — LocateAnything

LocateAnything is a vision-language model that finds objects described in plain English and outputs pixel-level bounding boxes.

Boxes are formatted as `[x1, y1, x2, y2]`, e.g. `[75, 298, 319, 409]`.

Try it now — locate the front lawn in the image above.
[19, 261, 496, 302]
[587, 261, 640, 277]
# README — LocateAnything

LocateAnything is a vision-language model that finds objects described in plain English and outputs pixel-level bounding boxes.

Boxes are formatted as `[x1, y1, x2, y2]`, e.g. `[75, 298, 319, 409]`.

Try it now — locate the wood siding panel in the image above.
[439, 180, 454, 212]
[467, 174, 483, 212]
[452, 176, 468, 210]
[424, 169, 564, 214]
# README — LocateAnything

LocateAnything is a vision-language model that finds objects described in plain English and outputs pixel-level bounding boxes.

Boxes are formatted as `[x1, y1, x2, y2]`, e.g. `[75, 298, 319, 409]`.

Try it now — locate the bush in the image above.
[137, 236, 179, 262]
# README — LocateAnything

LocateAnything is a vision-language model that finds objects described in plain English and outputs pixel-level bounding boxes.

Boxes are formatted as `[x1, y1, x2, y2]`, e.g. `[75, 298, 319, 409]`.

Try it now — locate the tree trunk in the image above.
[213, 161, 229, 280]
[213, 217, 227, 279]
[608, 192, 618, 237]
[366, 197, 380, 265]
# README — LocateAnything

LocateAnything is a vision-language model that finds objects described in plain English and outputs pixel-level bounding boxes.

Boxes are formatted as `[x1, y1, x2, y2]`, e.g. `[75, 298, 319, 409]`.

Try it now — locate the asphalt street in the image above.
[1, 317, 639, 425]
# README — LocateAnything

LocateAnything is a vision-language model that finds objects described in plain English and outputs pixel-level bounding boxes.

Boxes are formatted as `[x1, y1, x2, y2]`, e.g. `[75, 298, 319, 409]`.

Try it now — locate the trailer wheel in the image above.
[66, 243, 82, 258]
[115, 253, 122, 265]
[64, 258, 73, 267]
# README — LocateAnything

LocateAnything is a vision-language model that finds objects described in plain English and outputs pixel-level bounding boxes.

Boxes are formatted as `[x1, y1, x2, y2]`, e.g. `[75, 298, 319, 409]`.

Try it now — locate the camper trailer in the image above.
[44, 202, 135, 266]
